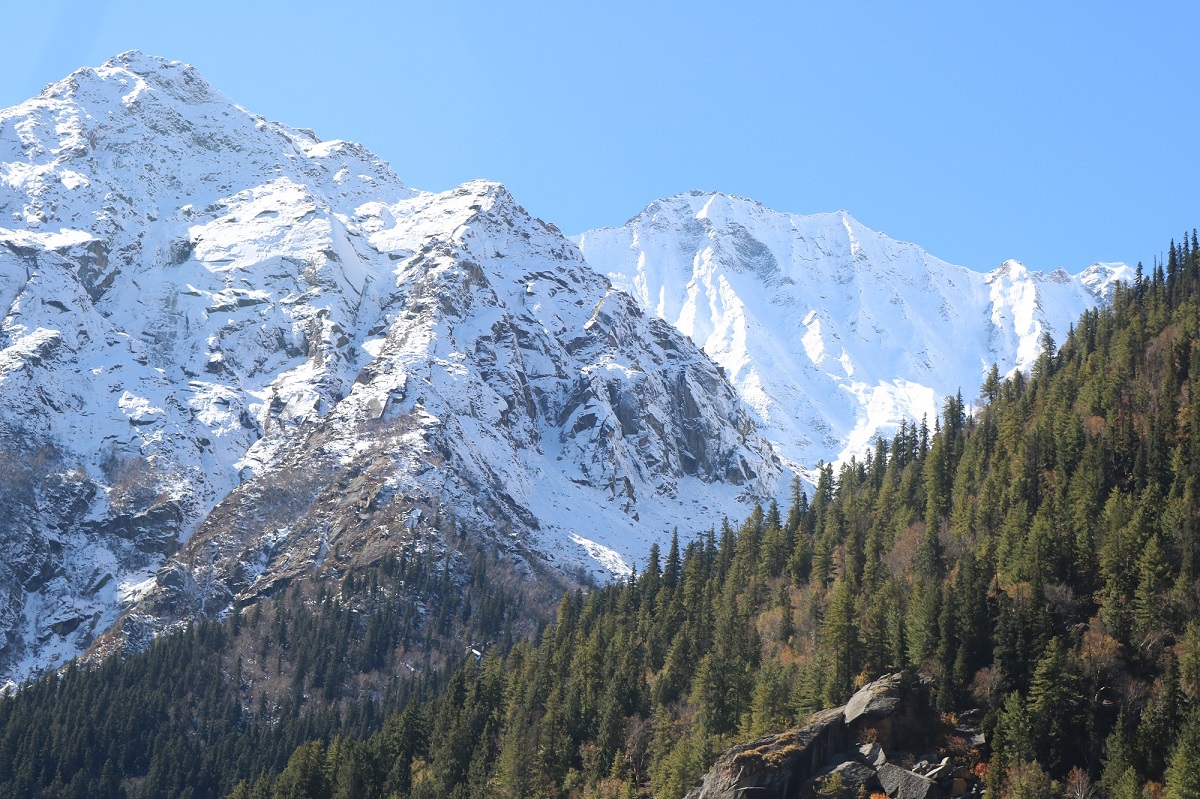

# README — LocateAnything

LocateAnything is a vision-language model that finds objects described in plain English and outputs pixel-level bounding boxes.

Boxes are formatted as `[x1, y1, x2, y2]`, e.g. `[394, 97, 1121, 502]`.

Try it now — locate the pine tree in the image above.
[1138, 655, 1182, 778]
[1133, 533, 1171, 644]
[1100, 716, 1138, 799]
[990, 691, 1034, 797]
[1166, 710, 1200, 799]
[904, 577, 939, 666]
[744, 660, 794, 738]
[777, 583, 794, 645]
[1027, 637, 1081, 774]
[271, 741, 329, 799]
[663, 530, 682, 592]
[820, 577, 859, 703]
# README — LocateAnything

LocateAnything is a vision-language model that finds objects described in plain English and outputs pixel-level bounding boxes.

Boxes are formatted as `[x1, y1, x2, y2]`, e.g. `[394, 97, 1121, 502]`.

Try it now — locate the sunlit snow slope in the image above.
[0, 54, 782, 681]
[577, 191, 1131, 474]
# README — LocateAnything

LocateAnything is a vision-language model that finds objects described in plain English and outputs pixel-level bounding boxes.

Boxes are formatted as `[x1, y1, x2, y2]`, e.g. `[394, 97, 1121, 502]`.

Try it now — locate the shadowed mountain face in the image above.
[0, 53, 783, 682]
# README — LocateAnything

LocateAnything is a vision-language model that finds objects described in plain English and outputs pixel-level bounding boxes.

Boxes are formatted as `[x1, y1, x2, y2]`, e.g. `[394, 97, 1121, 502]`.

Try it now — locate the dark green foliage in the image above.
[1166, 709, 1200, 799]
[0, 529, 540, 799]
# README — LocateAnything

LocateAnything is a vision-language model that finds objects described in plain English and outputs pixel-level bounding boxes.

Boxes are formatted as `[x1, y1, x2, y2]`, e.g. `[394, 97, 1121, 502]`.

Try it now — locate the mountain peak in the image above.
[101, 49, 179, 73]
[0, 56, 784, 680]
[1078, 261, 1133, 301]
[625, 191, 873, 238]
[632, 190, 762, 219]
[579, 199, 1125, 474]
[37, 51, 223, 108]
[991, 258, 1029, 278]
[455, 178, 514, 207]
[681, 189, 766, 212]
[4, 52, 415, 234]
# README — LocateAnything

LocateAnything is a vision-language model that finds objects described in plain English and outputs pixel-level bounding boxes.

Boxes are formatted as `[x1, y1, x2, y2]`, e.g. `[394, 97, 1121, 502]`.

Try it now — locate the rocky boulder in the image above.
[811, 760, 881, 798]
[685, 708, 846, 799]
[684, 673, 979, 799]
[878, 763, 941, 799]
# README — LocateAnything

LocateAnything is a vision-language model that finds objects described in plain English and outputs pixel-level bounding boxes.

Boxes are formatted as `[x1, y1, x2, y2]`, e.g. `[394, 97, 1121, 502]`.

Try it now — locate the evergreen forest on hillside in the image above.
[3, 232, 1200, 799]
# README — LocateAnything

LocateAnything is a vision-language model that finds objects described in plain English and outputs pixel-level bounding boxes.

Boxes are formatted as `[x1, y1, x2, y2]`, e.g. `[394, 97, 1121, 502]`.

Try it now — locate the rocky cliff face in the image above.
[0, 53, 782, 682]
[577, 192, 1130, 475]
[114, 178, 784, 650]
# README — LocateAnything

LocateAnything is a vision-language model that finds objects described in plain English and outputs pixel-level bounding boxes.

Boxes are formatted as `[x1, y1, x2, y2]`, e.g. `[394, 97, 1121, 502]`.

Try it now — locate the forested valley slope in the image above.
[1, 234, 1199, 799]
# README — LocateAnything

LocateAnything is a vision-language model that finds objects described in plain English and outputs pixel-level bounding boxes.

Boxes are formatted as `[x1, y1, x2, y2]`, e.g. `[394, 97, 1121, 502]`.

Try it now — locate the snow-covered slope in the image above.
[576, 191, 1131, 473]
[0, 54, 781, 681]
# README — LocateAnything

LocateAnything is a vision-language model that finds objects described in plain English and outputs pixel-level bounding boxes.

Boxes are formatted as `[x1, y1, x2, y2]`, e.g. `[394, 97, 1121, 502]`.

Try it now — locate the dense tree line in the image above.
[0, 528, 550, 799]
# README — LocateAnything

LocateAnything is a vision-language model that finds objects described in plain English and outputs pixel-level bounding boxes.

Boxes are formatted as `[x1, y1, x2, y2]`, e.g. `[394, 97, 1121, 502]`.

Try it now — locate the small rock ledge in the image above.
[684, 673, 984, 799]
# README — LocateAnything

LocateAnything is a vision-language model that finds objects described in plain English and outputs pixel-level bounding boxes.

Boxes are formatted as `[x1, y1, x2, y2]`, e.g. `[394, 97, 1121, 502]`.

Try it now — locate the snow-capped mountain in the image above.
[0, 53, 781, 682]
[576, 191, 1131, 474]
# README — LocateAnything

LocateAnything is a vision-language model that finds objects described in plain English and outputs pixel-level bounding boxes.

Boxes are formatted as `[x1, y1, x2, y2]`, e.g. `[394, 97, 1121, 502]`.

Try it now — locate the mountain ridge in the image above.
[0, 51, 1133, 684]
[0, 52, 782, 682]
[576, 189, 1130, 474]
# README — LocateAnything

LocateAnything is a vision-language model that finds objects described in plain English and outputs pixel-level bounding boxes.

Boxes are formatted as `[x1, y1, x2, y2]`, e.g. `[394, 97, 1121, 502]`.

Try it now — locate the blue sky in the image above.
[2, 1, 1197, 272]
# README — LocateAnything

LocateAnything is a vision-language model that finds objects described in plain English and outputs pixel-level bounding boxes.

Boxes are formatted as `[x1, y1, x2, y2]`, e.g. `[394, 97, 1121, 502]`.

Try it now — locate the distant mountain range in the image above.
[578, 191, 1128, 475]
[0, 52, 1126, 682]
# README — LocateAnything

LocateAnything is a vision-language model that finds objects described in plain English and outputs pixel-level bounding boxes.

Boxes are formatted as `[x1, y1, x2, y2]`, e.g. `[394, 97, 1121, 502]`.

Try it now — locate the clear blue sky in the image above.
[3, 1, 1197, 272]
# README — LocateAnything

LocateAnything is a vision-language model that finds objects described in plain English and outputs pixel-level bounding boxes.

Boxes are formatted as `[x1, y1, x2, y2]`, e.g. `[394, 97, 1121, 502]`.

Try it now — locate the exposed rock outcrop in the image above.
[684, 673, 985, 799]
[686, 708, 846, 799]
[877, 763, 940, 799]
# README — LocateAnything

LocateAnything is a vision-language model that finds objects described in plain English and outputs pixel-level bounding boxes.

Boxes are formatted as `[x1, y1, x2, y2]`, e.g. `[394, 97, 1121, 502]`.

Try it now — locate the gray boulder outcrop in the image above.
[685, 708, 846, 799]
[685, 673, 975, 799]
[813, 761, 881, 797]
[878, 763, 940, 799]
